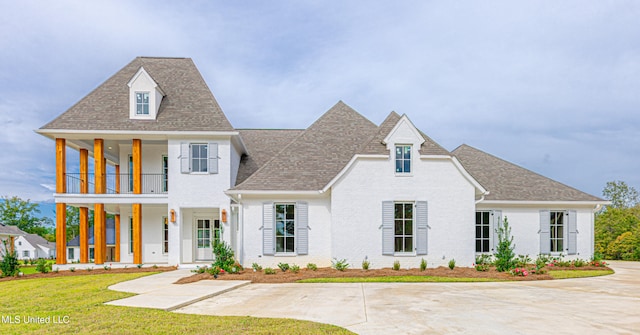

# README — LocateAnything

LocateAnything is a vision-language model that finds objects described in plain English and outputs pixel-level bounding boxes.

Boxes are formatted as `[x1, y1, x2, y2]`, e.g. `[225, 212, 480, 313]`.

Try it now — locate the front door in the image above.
[196, 218, 213, 261]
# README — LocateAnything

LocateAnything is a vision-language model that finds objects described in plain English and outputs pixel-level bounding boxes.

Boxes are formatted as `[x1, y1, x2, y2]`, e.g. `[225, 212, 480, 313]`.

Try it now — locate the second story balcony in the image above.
[65, 173, 168, 195]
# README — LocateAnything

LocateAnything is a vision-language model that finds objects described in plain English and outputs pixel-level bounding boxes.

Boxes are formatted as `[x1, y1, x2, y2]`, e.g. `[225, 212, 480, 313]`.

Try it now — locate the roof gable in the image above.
[453, 144, 603, 202]
[40, 57, 234, 132]
[233, 101, 378, 191]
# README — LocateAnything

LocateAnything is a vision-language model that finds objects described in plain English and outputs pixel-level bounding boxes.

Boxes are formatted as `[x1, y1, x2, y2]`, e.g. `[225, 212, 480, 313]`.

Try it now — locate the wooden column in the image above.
[94, 139, 105, 264]
[115, 165, 120, 194]
[55, 138, 67, 265]
[9, 236, 15, 254]
[114, 214, 121, 262]
[79, 148, 89, 263]
[132, 139, 143, 264]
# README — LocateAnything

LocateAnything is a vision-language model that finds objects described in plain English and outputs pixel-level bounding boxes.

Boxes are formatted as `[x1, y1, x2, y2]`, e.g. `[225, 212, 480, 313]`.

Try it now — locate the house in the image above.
[0, 223, 24, 258]
[67, 218, 116, 262]
[14, 233, 56, 260]
[37, 57, 607, 268]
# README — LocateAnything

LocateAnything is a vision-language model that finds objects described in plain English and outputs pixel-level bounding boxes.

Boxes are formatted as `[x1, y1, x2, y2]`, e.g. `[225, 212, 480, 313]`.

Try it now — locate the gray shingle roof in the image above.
[453, 144, 603, 202]
[0, 223, 24, 236]
[236, 129, 304, 186]
[233, 101, 378, 191]
[40, 57, 234, 132]
[23, 233, 55, 249]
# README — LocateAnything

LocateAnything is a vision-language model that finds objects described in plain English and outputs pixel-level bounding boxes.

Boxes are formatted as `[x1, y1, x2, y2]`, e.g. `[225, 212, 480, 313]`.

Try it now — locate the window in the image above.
[191, 144, 208, 173]
[18, 241, 21, 246]
[128, 155, 133, 192]
[395, 145, 412, 173]
[162, 155, 168, 192]
[163, 217, 169, 254]
[135, 92, 150, 115]
[68, 248, 74, 260]
[22, 250, 29, 258]
[394, 202, 414, 253]
[213, 220, 221, 247]
[475, 211, 491, 253]
[129, 217, 133, 253]
[550, 211, 564, 253]
[89, 247, 94, 260]
[196, 219, 211, 249]
[275, 203, 295, 253]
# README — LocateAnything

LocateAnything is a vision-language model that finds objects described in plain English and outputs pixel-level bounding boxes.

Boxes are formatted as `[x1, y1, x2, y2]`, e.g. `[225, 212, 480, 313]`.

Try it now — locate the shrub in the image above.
[207, 266, 222, 276]
[291, 264, 300, 273]
[152, 264, 158, 269]
[474, 255, 491, 271]
[332, 258, 349, 271]
[589, 260, 608, 267]
[0, 241, 20, 277]
[136, 264, 143, 269]
[306, 263, 318, 271]
[252, 262, 262, 272]
[69, 267, 76, 272]
[535, 255, 550, 270]
[213, 241, 236, 272]
[264, 267, 276, 275]
[229, 262, 243, 274]
[86, 267, 93, 272]
[103, 265, 111, 271]
[420, 258, 427, 271]
[192, 266, 208, 274]
[510, 267, 529, 277]
[362, 259, 370, 270]
[515, 254, 532, 268]
[277, 262, 290, 272]
[392, 260, 400, 271]
[572, 259, 587, 267]
[494, 217, 516, 272]
[448, 259, 456, 270]
[36, 259, 51, 274]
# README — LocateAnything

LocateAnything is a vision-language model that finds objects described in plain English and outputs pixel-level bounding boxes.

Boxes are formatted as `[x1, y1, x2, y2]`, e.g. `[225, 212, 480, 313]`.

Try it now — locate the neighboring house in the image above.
[0, 223, 25, 259]
[67, 218, 116, 262]
[38, 57, 607, 267]
[14, 234, 56, 260]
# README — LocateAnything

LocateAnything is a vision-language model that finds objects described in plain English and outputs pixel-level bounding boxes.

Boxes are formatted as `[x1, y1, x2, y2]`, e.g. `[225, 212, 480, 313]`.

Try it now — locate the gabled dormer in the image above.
[382, 114, 425, 175]
[127, 66, 165, 120]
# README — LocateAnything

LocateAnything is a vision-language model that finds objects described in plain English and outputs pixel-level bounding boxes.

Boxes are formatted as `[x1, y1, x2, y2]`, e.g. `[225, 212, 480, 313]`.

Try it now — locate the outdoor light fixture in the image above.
[221, 209, 227, 223]
[170, 209, 176, 223]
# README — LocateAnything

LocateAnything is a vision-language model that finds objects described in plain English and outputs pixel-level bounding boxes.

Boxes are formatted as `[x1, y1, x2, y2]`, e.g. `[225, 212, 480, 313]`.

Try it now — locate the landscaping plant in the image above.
[0, 240, 20, 277]
[291, 264, 300, 273]
[448, 259, 456, 270]
[494, 217, 516, 272]
[277, 262, 290, 272]
[420, 258, 427, 271]
[332, 258, 349, 271]
[264, 267, 276, 275]
[213, 241, 236, 272]
[362, 259, 370, 270]
[251, 262, 262, 272]
[306, 263, 318, 271]
[36, 258, 51, 274]
[392, 260, 400, 271]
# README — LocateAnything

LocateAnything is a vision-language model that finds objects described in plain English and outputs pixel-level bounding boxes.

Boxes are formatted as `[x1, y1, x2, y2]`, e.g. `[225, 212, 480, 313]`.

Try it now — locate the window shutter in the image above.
[262, 202, 274, 255]
[382, 201, 394, 255]
[296, 202, 309, 255]
[415, 201, 428, 255]
[567, 210, 577, 255]
[539, 210, 551, 254]
[491, 210, 502, 253]
[180, 143, 190, 173]
[208, 142, 218, 174]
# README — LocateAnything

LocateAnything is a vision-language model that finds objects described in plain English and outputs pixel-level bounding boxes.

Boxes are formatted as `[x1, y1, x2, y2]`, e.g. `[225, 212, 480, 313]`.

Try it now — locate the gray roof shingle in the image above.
[40, 57, 234, 132]
[0, 223, 24, 236]
[23, 233, 55, 249]
[453, 144, 603, 202]
[233, 101, 378, 191]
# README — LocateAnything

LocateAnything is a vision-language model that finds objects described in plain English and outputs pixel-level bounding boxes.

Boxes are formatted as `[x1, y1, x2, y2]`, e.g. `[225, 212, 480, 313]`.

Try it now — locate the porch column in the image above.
[114, 214, 121, 262]
[9, 236, 15, 254]
[94, 139, 106, 264]
[79, 148, 89, 263]
[55, 138, 67, 265]
[115, 164, 120, 194]
[132, 139, 143, 264]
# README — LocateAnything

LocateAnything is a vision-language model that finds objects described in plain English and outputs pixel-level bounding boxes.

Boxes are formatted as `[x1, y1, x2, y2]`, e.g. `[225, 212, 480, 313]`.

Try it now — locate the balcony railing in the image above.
[65, 173, 168, 194]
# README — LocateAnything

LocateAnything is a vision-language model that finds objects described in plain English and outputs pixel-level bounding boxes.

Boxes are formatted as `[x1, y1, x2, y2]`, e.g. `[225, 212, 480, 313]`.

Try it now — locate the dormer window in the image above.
[395, 145, 412, 173]
[135, 92, 150, 115]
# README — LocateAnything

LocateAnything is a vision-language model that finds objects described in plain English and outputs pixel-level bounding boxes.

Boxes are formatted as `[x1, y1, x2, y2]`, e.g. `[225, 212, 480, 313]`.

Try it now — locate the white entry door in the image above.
[196, 218, 213, 261]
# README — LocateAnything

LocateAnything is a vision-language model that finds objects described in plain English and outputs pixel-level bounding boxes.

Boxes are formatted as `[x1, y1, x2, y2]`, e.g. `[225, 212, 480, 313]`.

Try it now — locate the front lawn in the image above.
[548, 269, 614, 279]
[298, 276, 502, 283]
[0, 273, 352, 334]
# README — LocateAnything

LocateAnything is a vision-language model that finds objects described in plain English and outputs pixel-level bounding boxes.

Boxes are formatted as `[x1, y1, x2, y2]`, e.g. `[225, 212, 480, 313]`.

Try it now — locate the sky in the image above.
[1, 1, 639, 218]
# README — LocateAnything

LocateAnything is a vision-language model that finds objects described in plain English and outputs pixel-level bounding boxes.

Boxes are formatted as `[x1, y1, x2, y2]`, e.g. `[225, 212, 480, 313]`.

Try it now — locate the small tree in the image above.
[494, 217, 516, 272]
[212, 241, 235, 272]
[0, 240, 20, 277]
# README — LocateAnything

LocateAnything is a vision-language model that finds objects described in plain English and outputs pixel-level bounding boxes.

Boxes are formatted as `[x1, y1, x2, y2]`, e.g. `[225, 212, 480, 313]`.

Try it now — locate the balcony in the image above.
[66, 173, 167, 194]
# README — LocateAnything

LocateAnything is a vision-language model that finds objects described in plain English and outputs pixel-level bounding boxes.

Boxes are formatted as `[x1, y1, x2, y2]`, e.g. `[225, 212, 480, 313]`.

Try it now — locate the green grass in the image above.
[19, 266, 38, 275]
[0, 273, 352, 334]
[298, 276, 503, 283]
[548, 269, 614, 279]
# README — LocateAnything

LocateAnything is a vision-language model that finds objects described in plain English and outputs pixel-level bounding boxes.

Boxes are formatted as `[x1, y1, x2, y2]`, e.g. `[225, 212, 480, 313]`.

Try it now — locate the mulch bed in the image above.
[175, 265, 610, 284]
[0, 266, 177, 282]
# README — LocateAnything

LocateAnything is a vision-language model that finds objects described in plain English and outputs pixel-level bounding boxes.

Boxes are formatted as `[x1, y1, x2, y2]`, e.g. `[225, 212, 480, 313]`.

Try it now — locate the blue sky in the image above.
[1, 1, 639, 217]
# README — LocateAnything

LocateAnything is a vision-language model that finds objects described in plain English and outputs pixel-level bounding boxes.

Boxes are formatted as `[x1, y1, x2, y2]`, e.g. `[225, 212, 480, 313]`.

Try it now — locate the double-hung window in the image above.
[135, 92, 150, 115]
[395, 145, 412, 174]
[129, 217, 134, 254]
[475, 211, 491, 253]
[68, 248, 74, 260]
[163, 216, 169, 254]
[394, 202, 414, 253]
[275, 203, 295, 253]
[191, 144, 208, 173]
[550, 211, 564, 253]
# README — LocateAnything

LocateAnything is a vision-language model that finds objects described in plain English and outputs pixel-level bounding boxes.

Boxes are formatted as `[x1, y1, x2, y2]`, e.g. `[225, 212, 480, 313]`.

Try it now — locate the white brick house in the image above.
[38, 57, 606, 268]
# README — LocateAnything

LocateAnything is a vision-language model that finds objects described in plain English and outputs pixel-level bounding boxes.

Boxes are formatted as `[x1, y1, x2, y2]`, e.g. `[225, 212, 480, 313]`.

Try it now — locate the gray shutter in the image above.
[567, 210, 577, 255]
[491, 210, 502, 253]
[296, 202, 308, 255]
[180, 143, 190, 173]
[539, 210, 551, 254]
[262, 202, 274, 255]
[415, 201, 428, 255]
[208, 142, 218, 174]
[382, 201, 394, 255]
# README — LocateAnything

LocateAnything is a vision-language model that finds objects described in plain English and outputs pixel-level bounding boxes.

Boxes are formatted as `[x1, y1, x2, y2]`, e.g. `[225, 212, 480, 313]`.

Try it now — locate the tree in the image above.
[494, 216, 516, 272]
[603, 181, 639, 209]
[0, 196, 44, 234]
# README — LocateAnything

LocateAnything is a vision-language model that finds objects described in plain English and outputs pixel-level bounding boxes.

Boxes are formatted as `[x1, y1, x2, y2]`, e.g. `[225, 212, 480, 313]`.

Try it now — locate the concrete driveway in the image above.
[175, 261, 640, 334]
